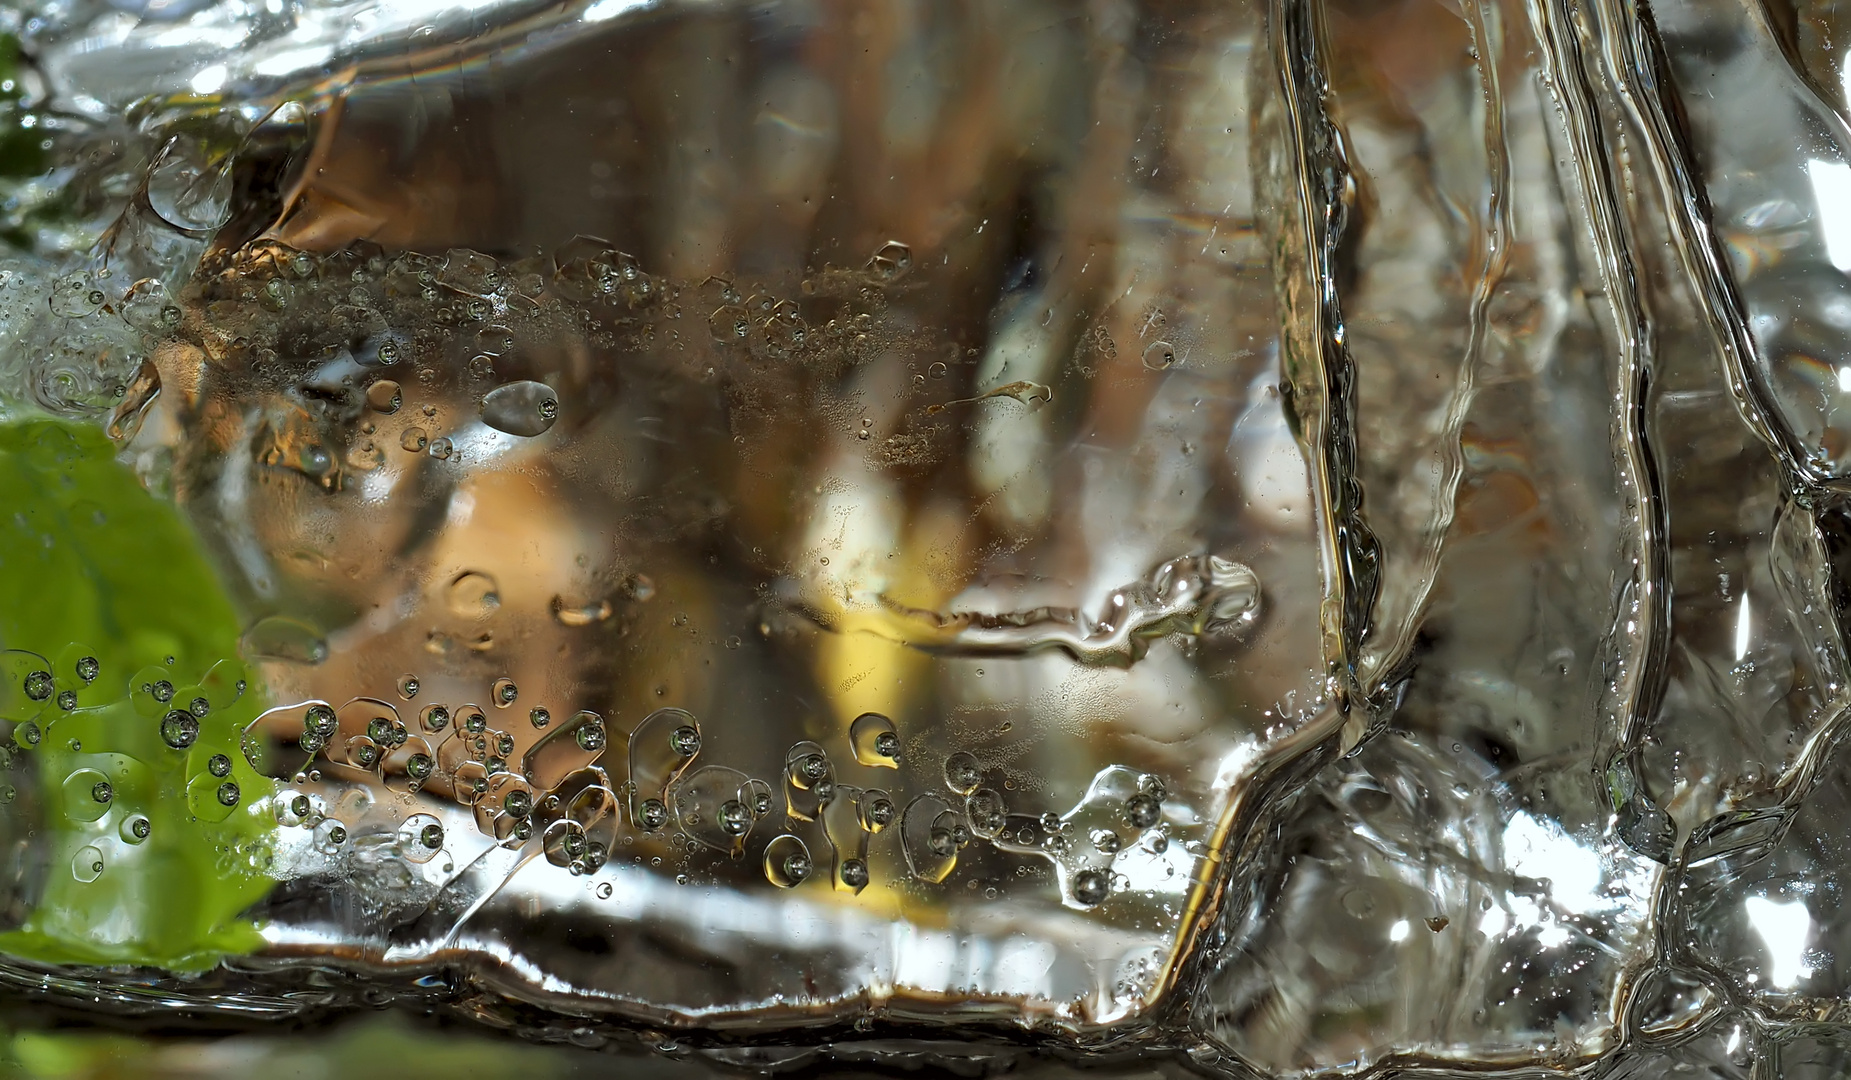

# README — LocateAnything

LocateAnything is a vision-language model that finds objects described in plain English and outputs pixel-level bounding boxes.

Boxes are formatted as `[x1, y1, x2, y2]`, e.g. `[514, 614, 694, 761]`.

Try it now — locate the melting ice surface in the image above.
[6, 0, 1851, 1076]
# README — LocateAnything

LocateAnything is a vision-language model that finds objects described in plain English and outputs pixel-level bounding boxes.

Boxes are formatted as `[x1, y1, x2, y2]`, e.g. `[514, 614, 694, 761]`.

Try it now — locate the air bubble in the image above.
[420, 704, 450, 732]
[304, 704, 338, 739]
[23, 669, 52, 701]
[207, 753, 232, 778]
[397, 674, 420, 700]
[1124, 793, 1162, 830]
[120, 814, 151, 844]
[401, 427, 428, 452]
[74, 656, 99, 683]
[1071, 868, 1110, 906]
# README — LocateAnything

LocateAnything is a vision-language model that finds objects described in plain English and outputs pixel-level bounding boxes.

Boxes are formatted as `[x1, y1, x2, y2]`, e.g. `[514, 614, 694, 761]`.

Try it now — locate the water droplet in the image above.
[849, 712, 900, 767]
[406, 752, 434, 780]
[1091, 828, 1123, 854]
[708, 304, 750, 343]
[901, 795, 960, 882]
[783, 741, 834, 823]
[859, 789, 897, 832]
[628, 708, 699, 823]
[448, 572, 501, 619]
[399, 814, 444, 863]
[118, 278, 181, 333]
[637, 797, 668, 830]
[146, 144, 232, 231]
[396, 674, 420, 700]
[120, 815, 151, 844]
[400, 427, 428, 452]
[492, 677, 518, 707]
[1071, 868, 1110, 906]
[480, 380, 560, 437]
[61, 769, 112, 822]
[206, 753, 231, 778]
[48, 274, 103, 318]
[596, 882, 613, 899]
[839, 858, 870, 891]
[966, 788, 1006, 838]
[314, 818, 348, 853]
[106, 358, 161, 443]
[13, 721, 39, 748]
[867, 240, 914, 282]
[943, 751, 981, 795]
[216, 780, 241, 807]
[71, 845, 104, 883]
[428, 437, 453, 460]
[550, 595, 612, 626]
[574, 714, 606, 750]
[74, 656, 99, 683]
[1141, 340, 1176, 370]
[23, 669, 52, 701]
[55, 689, 76, 711]
[366, 380, 402, 413]
[243, 616, 329, 665]
[763, 834, 812, 888]
[419, 704, 450, 733]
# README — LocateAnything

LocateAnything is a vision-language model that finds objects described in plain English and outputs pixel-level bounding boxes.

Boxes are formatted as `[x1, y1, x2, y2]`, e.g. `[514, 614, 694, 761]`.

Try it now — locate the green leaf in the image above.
[0, 418, 273, 971]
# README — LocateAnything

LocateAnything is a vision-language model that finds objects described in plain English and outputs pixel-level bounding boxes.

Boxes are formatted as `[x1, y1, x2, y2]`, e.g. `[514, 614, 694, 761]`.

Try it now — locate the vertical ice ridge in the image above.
[1525, 0, 1676, 861]
[1589, 0, 1803, 480]
[1588, 0, 1851, 829]
[1351, 0, 1517, 700]
[1265, 0, 1381, 713]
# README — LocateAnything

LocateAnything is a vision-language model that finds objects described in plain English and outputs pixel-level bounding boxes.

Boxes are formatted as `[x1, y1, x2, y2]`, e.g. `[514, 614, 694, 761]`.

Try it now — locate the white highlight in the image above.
[189, 64, 228, 95]
[1734, 593, 1752, 662]
[1807, 159, 1851, 272]
[1503, 812, 1603, 915]
[1745, 895, 1813, 989]
[583, 0, 648, 21]
[1388, 919, 1410, 942]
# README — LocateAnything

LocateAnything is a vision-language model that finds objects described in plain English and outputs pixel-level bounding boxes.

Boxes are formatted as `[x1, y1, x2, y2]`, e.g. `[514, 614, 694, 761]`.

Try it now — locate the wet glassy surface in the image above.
[0, 0, 1849, 1076]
